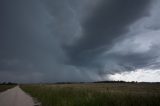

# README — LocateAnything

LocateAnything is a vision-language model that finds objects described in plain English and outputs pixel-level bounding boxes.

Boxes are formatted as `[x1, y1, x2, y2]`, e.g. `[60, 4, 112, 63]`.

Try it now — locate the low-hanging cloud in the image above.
[0, 0, 160, 82]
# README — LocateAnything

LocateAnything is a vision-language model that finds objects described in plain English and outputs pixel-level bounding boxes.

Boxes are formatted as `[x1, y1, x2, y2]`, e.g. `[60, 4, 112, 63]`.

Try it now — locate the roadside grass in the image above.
[21, 83, 160, 106]
[0, 85, 16, 92]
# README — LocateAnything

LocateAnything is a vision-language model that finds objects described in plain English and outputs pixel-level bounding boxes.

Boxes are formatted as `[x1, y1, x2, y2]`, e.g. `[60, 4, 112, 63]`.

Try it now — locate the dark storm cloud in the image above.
[0, 0, 66, 82]
[1, 0, 160, 82]
[66, 0, 151, 66]
[0, 0, 94, 82]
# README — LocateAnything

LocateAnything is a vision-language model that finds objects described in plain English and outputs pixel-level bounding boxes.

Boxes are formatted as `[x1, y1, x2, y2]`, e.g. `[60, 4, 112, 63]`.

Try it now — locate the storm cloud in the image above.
[66, 0, 151, 66]
[0, 0, 160, 82]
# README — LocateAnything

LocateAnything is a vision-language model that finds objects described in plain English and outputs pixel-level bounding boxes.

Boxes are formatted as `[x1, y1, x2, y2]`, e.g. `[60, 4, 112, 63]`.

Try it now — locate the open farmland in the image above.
[21, 83, 160, 106]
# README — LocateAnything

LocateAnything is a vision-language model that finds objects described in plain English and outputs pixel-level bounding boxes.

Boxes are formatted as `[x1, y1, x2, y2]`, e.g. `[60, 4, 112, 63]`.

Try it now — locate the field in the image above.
[0, 85, 16, 92]
[21, 83, 160, 106]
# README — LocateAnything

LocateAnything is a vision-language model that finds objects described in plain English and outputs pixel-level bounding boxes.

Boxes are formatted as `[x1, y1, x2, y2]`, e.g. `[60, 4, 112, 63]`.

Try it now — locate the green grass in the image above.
[21, 83, 160, 106]
[0, 85, 15, 92]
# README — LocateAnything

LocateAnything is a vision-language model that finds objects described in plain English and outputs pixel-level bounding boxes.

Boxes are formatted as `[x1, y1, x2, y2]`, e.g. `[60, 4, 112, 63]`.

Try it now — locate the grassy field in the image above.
[21, 83, 160, 106]
[0, 85, 16, 92]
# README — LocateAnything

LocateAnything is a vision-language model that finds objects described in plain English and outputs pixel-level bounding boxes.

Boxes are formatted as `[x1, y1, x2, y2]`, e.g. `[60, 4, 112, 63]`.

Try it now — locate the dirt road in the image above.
[0, 86, 35, 106]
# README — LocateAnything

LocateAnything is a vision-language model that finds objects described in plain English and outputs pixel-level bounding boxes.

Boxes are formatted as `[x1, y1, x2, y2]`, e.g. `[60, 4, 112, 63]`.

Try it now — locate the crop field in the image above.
[0, 85, 16, 92]
[21, 83, 160, 106]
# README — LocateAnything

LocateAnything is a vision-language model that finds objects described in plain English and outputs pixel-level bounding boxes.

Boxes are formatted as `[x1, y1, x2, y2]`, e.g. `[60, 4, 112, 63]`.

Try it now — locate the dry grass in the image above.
[0, 85, 15, 92]
[21, 83, 160, 106]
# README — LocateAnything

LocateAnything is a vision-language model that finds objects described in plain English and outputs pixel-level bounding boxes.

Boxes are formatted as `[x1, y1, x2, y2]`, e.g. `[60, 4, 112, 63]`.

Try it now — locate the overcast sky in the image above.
[1, 0, 160, 83]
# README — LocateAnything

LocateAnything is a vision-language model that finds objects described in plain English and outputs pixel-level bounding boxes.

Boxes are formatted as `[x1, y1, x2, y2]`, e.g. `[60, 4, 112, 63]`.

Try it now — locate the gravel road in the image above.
[0, 86, 35, 106]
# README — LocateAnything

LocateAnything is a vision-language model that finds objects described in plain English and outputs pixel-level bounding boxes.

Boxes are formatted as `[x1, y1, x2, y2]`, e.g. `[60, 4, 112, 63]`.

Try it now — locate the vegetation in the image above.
[0, 82, 17, 92]
[0, 85, 15, 92]
[21, 83, 160, 106]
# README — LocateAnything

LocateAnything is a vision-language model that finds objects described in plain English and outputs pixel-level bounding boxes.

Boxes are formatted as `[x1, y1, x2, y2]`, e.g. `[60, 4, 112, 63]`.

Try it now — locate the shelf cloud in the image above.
[0, 0, 160, 82]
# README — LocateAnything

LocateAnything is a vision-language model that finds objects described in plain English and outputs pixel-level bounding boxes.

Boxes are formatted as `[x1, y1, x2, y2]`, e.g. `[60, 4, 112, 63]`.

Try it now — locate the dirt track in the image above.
[0, 86, 34, 106]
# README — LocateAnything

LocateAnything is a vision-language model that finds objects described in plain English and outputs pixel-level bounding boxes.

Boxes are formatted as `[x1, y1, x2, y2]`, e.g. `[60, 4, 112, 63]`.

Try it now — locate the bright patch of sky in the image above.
[108, 69, 160, 82]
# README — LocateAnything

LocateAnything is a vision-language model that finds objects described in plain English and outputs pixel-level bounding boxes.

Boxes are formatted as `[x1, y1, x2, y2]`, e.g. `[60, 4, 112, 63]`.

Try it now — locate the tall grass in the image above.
[21, 84, 160, 106]
[0, 85, 15, 92]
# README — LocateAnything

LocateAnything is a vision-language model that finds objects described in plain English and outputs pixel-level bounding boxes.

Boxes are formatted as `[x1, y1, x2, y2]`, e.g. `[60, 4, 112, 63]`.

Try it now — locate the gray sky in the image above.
[1, 0, 160, 83]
